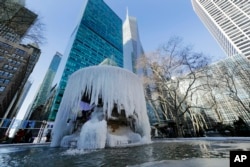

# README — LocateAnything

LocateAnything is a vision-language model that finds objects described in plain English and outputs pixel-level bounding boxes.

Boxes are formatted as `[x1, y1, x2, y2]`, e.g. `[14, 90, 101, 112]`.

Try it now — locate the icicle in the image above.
[50, 66, 151, 148]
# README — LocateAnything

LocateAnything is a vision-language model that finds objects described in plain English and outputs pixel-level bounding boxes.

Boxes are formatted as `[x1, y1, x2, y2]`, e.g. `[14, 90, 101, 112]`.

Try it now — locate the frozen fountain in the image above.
[50, 65, 151, 149]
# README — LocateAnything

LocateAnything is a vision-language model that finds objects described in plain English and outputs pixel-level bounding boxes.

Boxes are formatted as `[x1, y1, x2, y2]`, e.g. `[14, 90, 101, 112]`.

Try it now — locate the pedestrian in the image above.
[46, 130, 51, 142]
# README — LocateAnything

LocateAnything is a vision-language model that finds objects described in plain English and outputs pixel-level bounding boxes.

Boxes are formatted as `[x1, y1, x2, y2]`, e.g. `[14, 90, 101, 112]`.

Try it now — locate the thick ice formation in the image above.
[50, 65, 151, 149]
[77, 107, 107, 149]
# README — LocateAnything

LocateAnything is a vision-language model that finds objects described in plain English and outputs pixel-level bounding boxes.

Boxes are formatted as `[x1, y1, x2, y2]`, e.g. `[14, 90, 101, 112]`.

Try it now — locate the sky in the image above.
[16, 0, 227, 119]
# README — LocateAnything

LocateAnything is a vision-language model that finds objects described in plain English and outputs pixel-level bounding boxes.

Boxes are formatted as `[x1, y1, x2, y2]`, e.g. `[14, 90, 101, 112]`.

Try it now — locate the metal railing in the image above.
[0, 118, 53, 144]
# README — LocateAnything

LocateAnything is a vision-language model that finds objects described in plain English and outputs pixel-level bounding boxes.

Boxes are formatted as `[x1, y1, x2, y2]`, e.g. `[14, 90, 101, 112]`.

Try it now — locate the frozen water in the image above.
[50, 66, 151, 148]
[106, 126, 142, 147]
[60, 133, 79, 148]
[77, 107, 107, 149]
[77, 119, 107, 149]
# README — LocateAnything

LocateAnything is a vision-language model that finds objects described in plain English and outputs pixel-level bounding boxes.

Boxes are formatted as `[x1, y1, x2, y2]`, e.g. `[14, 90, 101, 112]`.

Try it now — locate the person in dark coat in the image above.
[46, 130, 51, 142]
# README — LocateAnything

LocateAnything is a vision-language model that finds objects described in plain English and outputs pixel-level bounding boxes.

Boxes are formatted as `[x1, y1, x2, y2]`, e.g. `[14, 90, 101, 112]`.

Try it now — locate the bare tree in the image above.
[205, 82, 224, 123]
[216, 56, 250, 115]
[22, 18, 46, 45]
[138, 36, 211, 137]
[0, 0, 45, 44]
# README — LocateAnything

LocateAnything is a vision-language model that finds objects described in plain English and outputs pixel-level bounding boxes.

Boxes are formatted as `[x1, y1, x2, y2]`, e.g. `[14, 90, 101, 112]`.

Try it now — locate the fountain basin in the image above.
[2, 138, 250, 167]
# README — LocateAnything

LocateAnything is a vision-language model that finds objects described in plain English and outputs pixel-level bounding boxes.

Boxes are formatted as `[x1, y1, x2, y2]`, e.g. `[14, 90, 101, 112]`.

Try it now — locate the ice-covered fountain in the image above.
[50, 65, 151, 149]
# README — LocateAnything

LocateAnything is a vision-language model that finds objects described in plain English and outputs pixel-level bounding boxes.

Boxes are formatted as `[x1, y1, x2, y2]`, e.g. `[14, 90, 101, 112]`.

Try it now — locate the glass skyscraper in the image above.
[123, 11, 144, 74]
[183, 54, 250, 126]
[29, 52, 62, 120]
[192, 0, 250, 59]
[122, 11, 157, 124]
[48, 0, 123, 121]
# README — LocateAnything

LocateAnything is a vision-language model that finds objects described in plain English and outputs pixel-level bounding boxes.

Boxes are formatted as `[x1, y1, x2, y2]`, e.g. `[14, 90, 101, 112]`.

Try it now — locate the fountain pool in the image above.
[1, 137, 250, 167]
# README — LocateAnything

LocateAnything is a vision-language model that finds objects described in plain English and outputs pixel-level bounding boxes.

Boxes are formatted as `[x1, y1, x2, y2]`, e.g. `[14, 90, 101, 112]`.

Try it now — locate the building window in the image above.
[0, 79, 10, 84]
[0, 42, 13, 49]
[1, 71, 13, 78]
[15, 48, 26, 55]
[4, 79, 9, 84]
[3, 64, 17, 71]
[3, 64, 8, 69]
[0, 86, 5, 92]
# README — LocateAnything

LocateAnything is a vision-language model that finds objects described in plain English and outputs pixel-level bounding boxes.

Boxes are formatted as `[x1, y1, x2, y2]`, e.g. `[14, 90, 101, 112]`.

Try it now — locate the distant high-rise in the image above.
[123, 10, 144, 74]
[122, 11, 156, 124]
[29, 52, 62, 120]
[192, 0, 250, 59]
[11, 79, 32, 116]
[48, 0, 123, 121]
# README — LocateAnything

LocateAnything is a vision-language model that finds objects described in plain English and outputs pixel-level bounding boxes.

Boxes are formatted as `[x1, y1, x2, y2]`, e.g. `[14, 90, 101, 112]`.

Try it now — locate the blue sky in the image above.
[17, 0, 226, 119]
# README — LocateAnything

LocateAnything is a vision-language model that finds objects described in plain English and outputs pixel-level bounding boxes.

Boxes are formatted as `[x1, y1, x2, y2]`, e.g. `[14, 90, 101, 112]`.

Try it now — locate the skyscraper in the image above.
[123, 10, 144, 74]
[48, 0, 123, 121]
[0, 1, 40, 125]
[0, 40, 41, 120]
[183, 54, 250, 126]
[29, 52, 62, 120]
[0, 0, 37, 43]
[122, 11, 156, 125]
[192, 0, 250, 59]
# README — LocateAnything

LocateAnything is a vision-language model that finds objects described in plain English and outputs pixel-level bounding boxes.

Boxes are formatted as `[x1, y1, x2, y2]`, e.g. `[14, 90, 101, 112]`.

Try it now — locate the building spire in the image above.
[126, 7, 129, 19]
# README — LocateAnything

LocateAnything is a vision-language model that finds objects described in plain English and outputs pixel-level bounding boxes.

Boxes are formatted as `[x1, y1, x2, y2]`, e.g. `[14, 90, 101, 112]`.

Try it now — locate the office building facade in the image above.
[0, 1, 40, 123]
[123, 11, 145, 74]
[0, 38, 40, 119]
[29, 52, 62, 120]
[48, 0, 123, 121]
[183, 54, 250, 127]
[0, 0, 37, 43]
[122, 11, 157, 125]
[192, 0, 250, 59]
